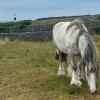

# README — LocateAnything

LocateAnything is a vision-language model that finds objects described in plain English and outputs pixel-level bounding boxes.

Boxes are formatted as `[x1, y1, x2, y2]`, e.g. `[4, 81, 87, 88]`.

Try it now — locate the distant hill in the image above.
[26, 14, 100, 34]
[32, 14, 100, 25]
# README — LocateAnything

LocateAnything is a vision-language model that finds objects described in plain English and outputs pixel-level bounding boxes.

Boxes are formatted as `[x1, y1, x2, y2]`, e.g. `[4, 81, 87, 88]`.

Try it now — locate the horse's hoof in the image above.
[57, 72, 65, 76]
[70, 80, 82, 87]
[90, 90, 97, 94]
[57, 71, 66, 76]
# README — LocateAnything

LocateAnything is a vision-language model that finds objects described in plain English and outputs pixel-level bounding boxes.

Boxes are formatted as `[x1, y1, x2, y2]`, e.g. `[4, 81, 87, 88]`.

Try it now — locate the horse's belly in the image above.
[54, 36, 68, 53]
[56, 42, 68, 53]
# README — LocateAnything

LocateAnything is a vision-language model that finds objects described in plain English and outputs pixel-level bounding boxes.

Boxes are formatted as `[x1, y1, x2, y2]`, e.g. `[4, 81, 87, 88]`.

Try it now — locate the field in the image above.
[0, 35, 100, 100]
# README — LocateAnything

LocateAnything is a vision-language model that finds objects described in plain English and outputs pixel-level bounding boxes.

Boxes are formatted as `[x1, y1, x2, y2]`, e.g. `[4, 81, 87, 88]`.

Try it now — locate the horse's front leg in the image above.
[67, 52, 82, 87]
[67, 55, 73, 77]
[57, 61, 65, 76]
[56, 50, 66, 76]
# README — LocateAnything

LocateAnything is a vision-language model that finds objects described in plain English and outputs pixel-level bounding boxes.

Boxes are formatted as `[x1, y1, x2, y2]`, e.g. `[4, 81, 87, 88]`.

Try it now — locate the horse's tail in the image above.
[66, 19, 88, 33]
[79, 34, 99, 78]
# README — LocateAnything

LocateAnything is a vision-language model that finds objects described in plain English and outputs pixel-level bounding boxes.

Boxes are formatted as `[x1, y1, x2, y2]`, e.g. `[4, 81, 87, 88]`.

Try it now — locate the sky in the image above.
[0, 0, 100, 21]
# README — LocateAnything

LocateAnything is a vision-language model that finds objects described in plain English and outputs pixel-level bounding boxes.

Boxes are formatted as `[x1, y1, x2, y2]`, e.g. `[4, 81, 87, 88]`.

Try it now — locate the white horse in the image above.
[53, 20, 99, 93]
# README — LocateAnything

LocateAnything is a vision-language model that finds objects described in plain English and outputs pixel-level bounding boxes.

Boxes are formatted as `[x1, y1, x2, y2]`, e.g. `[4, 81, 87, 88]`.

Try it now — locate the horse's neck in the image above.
[67, 26, 81, 39]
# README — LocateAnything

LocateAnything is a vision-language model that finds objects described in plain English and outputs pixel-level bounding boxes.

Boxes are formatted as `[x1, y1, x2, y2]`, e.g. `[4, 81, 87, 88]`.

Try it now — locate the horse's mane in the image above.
[66, 20, 88, 33]
[81, 34, 99, 78]
[66, 19, 99, 78]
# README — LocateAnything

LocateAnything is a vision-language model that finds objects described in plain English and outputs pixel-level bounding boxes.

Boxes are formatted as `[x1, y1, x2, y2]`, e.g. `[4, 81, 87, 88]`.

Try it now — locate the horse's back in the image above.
[53, 22, 71, 35]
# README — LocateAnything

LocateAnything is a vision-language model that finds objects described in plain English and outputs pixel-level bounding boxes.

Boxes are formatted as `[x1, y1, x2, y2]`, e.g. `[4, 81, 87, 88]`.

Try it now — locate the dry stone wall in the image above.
[0, 20, 100, 41]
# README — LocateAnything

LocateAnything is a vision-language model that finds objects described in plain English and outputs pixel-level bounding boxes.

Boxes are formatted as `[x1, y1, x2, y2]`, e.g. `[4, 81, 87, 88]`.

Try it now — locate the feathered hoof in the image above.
[70, 80, 82, 87]
[90, 90, 97, 94]
[57, 71, 66, 76]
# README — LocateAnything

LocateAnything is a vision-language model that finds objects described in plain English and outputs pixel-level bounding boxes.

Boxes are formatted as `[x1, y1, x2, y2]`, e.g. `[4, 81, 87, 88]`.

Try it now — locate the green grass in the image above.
[0, 35, 100, 100]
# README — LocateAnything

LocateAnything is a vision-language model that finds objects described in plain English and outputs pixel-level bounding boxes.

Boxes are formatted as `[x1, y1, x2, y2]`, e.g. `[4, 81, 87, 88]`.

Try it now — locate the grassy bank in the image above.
[0, 35, 100, 100]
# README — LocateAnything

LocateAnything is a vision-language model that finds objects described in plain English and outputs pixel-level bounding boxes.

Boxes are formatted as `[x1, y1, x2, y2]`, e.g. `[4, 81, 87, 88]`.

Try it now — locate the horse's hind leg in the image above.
[56, 49, 66, 76]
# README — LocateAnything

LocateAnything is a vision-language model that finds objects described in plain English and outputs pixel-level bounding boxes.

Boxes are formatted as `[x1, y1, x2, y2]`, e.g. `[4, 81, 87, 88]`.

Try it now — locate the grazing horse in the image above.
[53, 20, 99, 93]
